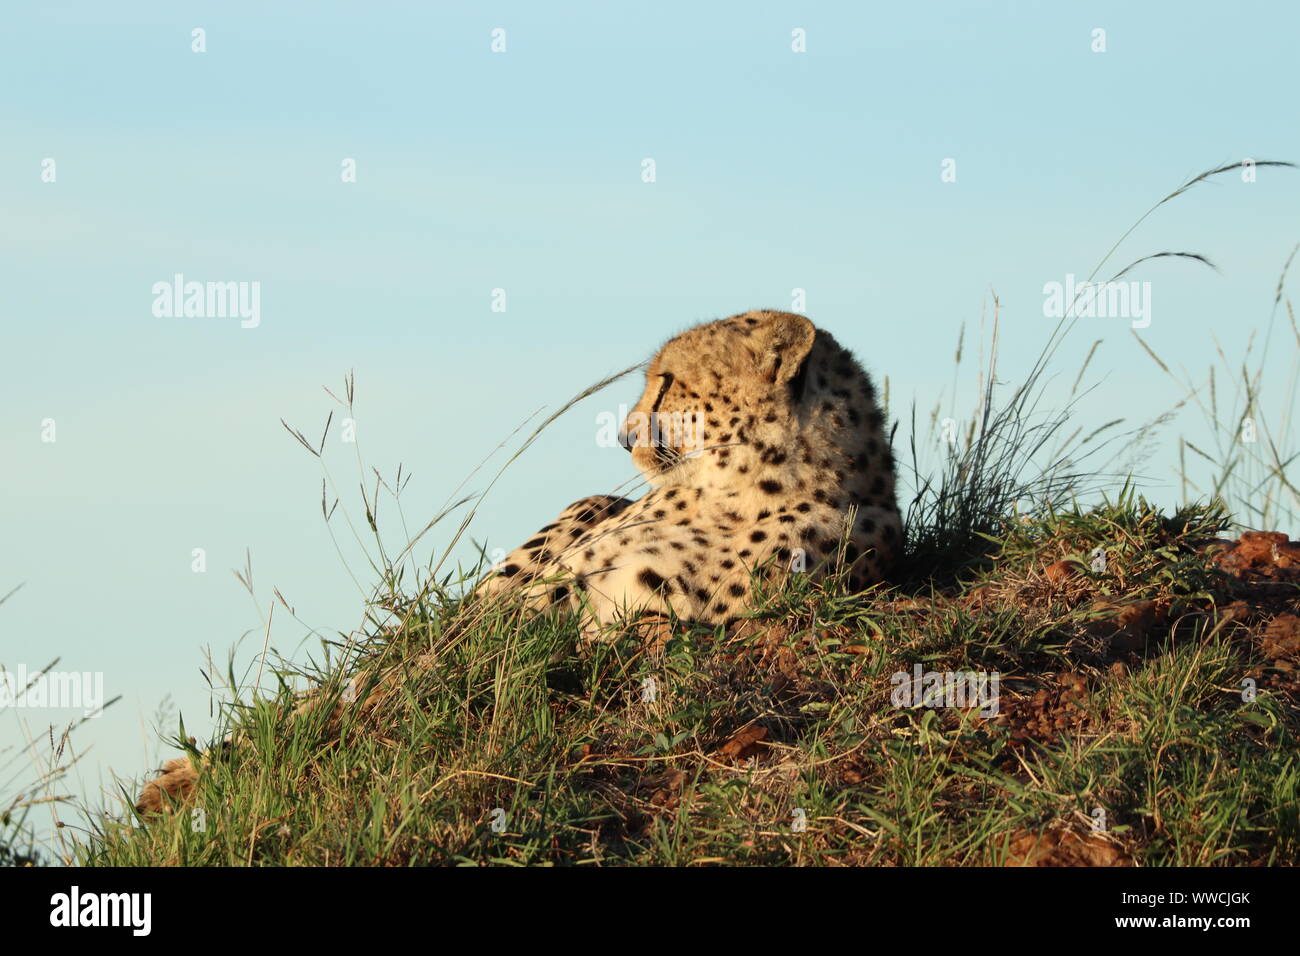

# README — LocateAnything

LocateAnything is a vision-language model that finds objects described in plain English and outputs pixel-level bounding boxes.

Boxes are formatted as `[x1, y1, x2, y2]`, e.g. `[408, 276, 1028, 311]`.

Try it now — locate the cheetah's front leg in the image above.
[475, 494, 633, 614]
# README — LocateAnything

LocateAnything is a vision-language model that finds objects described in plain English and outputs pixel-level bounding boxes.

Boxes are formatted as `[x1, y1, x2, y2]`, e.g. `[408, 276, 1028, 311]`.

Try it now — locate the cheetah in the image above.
[135, 309, 900, 814]
[476, 309, 902, 632]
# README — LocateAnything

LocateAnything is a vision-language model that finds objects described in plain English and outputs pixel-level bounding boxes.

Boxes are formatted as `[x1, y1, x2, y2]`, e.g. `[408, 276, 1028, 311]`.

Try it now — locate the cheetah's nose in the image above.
[618, 427, 634, 452]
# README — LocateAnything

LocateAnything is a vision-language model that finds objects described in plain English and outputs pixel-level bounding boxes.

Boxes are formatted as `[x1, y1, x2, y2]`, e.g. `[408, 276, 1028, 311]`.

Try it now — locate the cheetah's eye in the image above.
[652, 373, 674, 410]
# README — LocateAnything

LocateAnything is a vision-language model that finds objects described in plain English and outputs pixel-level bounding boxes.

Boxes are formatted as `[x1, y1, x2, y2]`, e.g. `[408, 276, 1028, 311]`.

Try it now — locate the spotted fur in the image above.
[477, 310, 902, 631]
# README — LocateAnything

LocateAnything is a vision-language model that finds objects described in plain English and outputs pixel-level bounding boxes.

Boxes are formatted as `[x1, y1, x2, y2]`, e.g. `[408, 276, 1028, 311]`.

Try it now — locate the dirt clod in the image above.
[1005, 827, 1131, 867]
[717, 724, 770, 762]
[1211, 531, 1300, 582]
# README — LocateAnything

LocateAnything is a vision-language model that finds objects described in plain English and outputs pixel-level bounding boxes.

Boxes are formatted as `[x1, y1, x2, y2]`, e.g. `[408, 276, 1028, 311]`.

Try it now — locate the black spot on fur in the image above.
[638, 568, 668, 591]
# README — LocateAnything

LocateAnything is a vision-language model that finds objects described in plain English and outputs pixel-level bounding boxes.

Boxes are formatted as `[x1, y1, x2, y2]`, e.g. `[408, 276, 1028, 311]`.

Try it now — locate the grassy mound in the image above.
[82, 494, 1300, 866]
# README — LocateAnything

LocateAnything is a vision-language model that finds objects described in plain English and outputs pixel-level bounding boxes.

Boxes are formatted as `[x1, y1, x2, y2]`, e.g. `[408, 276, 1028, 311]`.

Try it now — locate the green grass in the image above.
[76, 495, 1300, 866]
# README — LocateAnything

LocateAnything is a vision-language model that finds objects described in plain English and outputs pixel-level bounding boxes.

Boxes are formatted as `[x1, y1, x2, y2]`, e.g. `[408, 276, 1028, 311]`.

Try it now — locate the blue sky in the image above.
[3, 1, 1298, 852]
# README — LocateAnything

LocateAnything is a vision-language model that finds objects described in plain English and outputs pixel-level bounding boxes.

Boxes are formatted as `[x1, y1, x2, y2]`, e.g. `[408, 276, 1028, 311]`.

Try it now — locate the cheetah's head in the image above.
[619, 310, 824, 488]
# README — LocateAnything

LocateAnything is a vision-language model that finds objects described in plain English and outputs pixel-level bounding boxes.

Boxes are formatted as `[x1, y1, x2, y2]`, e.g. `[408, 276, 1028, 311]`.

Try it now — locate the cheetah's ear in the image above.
[757, 313, 816, 385]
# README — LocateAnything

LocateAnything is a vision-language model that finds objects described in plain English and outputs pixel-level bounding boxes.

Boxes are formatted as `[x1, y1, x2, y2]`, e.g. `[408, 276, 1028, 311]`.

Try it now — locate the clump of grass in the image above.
[898, 293, 1125, 584]
[898, 160, 1298, 585]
